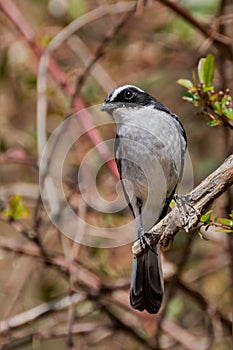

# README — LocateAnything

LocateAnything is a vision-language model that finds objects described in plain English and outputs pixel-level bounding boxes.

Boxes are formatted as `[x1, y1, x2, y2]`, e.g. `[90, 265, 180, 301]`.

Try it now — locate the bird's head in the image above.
[101, 85, 170, 116]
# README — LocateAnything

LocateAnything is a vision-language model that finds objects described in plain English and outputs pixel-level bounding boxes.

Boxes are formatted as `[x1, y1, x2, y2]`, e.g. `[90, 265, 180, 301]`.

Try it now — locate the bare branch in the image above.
[177, 278, 232, 333]
[162, 318, 208, 350]
[65, 296, 76, 350]
[37, 2, 134, 157]
[135, 0, 146, 16]
[67, 36, 116, 93]
[0, 236, 102, 291]
[156, 0, 233, 61]
[155, 235, 195, 347]
[0, 0, 120, 179]
[132, 155, 233, 257]
[0, 293, 86, 333]
[2, 322, 112, 350]
[71, 7, 135, 105]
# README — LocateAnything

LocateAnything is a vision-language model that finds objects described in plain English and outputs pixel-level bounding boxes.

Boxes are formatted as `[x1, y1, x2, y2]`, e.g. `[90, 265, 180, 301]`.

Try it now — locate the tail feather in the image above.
[130, 245, 163, 314]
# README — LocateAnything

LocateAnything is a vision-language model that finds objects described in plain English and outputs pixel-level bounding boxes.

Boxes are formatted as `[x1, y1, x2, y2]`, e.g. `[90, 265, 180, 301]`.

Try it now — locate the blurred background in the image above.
[0, 1, 232, 349]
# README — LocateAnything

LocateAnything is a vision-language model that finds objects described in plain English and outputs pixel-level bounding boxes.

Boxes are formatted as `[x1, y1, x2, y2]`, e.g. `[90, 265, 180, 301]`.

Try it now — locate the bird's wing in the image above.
[114, 134, 135, 217]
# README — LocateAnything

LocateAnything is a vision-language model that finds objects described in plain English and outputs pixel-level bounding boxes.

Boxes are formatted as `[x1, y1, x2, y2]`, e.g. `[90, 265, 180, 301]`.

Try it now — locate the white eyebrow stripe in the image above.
[109, 85, 144, 102]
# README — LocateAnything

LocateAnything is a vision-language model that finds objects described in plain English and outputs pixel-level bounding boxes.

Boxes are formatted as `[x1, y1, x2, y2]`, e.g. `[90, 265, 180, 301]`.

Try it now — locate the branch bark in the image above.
[132, 155, 233, 257]
[0, 293, 86, 333]
[0, 0, 121, 179]
[157, 0, 233, 61]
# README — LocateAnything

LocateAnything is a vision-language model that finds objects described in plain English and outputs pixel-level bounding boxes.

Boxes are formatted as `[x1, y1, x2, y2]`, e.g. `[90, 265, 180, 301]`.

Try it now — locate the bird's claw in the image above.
[174, 194, 200, 231]
[139, 230, 157, 254]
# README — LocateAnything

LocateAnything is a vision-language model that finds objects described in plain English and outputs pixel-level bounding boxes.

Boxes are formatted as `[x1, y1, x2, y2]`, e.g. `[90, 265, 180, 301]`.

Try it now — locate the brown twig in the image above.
[102, 298, 209, 350]
[67, 36, 116, 93]
[101, 302, 157, 349]
[184, 251, 229, 282]
[161, 318, 207, 350]
[1, 323, 112, 350]
[66, 296, 76, 350]
[36, 2, 135, 179]
[71, 7, 135, 107]
[156, 0, 233, 61]
[0, 0, 120, 179]
[177, 279, 232, 333]
[135, 0, 147, 16]
[0, 216, 48, 258]
[0, 293, 86, 334]
[0, 235, 231, 334]
[1, 256, 41, 321]
[155, 234, 195, 346]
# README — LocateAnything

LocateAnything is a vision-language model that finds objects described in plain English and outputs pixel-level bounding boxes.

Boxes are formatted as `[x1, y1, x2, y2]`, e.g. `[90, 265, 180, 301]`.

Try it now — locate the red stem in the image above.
[0, 0, 119, 179]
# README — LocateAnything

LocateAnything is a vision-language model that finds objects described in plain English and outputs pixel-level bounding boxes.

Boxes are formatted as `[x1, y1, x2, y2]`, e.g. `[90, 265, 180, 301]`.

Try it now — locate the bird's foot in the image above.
[138, 229, 158, 254]
[174, 194, 200, 232]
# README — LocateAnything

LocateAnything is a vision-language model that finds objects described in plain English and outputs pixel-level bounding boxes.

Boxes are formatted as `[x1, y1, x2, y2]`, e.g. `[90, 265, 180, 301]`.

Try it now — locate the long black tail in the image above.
[130, 245, 163, 313]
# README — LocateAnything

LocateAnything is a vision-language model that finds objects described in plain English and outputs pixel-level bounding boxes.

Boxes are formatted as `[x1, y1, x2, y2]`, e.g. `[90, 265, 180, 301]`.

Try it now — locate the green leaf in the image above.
[200, 209, 213, 224]
[198, 54, 215, 88]
[224, 108, 233, 120]
[3, 194, 28, 220]
[208, 120, 220, 127]
[218, 218, 233, 227]
[177, 79, 194, 89]
[169, 199, 177, 209]
[216, 229, 233, 233]
[198, 57, 205, 85]
[221, 96, 228, 106]
[204, 54, 215, 87]
[214, 101, 221, 114]
[182, 91, 199, 102]
[203, 86, 213, 93]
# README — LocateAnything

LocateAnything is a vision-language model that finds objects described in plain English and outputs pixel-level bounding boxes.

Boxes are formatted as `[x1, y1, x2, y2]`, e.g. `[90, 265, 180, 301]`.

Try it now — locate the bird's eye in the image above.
[124, 90, 134, 100]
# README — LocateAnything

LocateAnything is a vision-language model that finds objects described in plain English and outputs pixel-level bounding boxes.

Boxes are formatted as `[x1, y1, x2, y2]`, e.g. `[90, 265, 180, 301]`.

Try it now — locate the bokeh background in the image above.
[0, 1, 232, 349]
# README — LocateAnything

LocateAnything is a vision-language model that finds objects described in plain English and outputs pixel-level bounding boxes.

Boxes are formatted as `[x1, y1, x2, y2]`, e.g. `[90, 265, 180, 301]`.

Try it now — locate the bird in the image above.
[101, 85, 187, 313]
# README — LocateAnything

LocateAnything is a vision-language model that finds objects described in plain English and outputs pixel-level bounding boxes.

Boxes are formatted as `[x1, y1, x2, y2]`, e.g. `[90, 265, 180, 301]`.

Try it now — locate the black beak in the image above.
[100, 102, 116, 114]
[100, 103, 107, 111]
